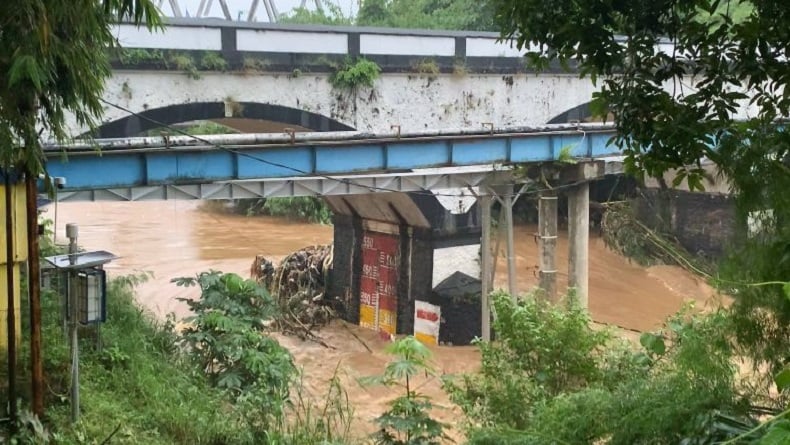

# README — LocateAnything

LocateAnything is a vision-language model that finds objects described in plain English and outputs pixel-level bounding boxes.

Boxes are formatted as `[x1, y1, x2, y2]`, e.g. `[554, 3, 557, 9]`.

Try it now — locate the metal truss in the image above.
[156, 0, 325, 22]
[54, 168, 503, 203]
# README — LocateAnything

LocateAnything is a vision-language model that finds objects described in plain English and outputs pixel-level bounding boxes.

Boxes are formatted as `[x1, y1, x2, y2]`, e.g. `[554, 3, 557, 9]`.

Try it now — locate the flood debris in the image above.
[251, 244, 338, 344]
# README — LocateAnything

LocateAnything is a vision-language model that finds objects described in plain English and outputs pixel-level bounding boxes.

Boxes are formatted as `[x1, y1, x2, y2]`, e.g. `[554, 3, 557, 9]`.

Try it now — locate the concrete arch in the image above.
[95, 101, 355, 138]
[546, 102, 593, 124]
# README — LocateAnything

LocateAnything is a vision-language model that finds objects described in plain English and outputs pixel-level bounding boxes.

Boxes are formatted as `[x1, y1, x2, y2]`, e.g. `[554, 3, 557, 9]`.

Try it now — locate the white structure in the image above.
[67, 20, 607, 137]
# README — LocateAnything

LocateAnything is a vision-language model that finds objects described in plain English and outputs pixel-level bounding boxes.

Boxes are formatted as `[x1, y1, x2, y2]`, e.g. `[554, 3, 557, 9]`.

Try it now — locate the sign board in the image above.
[414, 300, 441, 345]
[359, 230, 399, 336]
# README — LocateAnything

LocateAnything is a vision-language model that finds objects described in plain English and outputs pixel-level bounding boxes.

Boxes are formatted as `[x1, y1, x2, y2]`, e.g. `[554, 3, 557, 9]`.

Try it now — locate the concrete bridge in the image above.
[79, 19, 604, 138]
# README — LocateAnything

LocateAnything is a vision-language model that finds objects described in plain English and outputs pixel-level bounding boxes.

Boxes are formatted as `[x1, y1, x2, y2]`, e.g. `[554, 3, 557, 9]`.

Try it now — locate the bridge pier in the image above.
[538, 190, 558, 301]
[568, 182, 590, 307]
[479, 193, 492, 342]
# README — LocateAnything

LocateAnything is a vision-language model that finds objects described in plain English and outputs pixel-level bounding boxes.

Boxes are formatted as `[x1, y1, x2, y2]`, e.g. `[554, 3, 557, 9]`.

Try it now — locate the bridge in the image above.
[77, 19, 605, 139]
[48, 17, 634, 340]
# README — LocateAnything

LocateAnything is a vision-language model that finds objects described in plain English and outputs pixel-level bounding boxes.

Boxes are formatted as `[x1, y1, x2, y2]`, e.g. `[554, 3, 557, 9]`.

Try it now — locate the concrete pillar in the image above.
[568, 182, 589, 308]
[503, 193, 517, 298]
[538, 191, 558, 301]
[480, 194, 492, 341]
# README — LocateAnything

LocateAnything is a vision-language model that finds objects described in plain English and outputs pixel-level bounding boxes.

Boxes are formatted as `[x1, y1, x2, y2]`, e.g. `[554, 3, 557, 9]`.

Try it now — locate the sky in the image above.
[165, 0, 359, 22]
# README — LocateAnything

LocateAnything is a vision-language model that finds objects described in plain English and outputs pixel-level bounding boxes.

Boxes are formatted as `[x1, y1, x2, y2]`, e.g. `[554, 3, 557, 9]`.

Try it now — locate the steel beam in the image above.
[52, 169, 504, 202]
[44, 125, 620, 193]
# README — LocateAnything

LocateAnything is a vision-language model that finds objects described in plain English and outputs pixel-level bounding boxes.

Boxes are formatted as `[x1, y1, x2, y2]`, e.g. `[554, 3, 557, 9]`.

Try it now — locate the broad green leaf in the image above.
[774, 367, 790, 392]
[758, 419, 790, 445]
[639, 332, 666, 356]
[783, 282, 790, 303]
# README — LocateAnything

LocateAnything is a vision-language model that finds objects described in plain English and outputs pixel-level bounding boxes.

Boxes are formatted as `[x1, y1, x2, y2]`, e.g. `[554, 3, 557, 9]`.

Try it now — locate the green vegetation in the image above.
[10, 270, 356, 443]
[412, 59, 440, 76]
[445, 291, 777, 444]
[276, 0, 496, 32]
[330, 58, 381, 91]
[492, 0, 790, 437]
[278, 1, 354, 26]
[116, 48, 167, 66]
[242, 56, 270, 73]
[260, 197, 333, 224]
[169, 53, 200, 79]
[361, 336, 448, 444]
[357, 0, 495, 31]
[199, 52, 228, 72]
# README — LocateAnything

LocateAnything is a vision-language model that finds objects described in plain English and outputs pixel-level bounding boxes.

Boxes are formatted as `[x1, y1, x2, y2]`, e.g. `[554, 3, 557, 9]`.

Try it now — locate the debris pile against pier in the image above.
[250, 244, 336, 338]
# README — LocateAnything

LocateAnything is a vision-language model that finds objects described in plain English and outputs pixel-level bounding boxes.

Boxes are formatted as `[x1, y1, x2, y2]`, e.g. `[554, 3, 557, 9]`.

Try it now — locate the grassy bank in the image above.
[33, 276, 256, 444]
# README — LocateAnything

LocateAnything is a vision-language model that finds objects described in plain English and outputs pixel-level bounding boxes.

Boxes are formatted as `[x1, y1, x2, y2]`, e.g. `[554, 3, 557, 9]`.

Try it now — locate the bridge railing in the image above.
[113, 18, 528, 67]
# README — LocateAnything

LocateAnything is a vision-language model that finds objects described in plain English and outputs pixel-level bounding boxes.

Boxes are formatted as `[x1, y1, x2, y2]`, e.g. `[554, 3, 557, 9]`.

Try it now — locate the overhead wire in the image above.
[95, 98, 600, 200]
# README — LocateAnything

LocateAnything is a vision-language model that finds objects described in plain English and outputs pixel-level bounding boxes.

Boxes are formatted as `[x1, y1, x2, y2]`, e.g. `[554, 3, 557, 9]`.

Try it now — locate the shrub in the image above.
[330, 57, 381, 91]
[447, 292, 750, 444]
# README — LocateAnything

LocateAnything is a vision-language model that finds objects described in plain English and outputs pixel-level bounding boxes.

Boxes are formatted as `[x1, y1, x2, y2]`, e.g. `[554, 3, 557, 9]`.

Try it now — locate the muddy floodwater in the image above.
[52, 200, 721, 439]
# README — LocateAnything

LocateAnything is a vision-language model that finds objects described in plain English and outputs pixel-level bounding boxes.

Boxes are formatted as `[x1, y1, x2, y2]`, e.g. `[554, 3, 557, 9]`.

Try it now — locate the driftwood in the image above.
[251, 244, 337, 344]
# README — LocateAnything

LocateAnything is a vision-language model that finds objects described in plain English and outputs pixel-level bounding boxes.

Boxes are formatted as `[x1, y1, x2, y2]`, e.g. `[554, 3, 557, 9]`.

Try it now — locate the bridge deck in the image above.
[44, 124, 620, 200]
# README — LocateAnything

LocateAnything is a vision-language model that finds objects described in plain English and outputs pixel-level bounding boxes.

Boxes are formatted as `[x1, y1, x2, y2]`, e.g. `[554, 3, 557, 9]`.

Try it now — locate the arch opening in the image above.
[546, 101, 614, 125]
[93, 101, 354, 138]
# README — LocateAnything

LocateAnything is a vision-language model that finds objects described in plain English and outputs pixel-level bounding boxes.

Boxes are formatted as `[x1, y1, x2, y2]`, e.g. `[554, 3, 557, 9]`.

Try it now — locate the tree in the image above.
[357, 0, 496, 31]
[490, 0, 789, 403]
[277, 1, 353, 26]
[0, 0, 161, 176]
[0, 0, 160, 424]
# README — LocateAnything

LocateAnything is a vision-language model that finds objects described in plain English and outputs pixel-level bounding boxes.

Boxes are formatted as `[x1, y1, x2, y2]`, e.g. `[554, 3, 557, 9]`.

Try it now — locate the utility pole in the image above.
[26, 174, 43, 417]
[66, 224, 79, 423]
[4, 172, 18, 432]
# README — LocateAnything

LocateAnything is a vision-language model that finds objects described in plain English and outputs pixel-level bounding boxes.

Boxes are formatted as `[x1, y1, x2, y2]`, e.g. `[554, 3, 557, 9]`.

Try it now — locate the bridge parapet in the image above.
[113, 18, 534, 73]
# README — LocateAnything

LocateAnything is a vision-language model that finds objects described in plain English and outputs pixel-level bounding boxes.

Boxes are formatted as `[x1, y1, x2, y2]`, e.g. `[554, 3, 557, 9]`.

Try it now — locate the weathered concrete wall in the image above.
[75, 70, 600, 136]
[397, 228, 434, 336]
[329, 213, 357, 322]
[432, 244, 480, 287]
[635, 189, 737, 258]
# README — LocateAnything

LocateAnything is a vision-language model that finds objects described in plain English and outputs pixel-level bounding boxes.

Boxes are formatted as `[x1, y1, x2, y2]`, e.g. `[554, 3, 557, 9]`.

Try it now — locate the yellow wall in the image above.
[0, 181, 28, 350]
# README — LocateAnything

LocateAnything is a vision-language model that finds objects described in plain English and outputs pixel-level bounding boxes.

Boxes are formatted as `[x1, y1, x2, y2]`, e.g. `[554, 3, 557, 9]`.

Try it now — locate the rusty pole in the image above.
[26, 174, 43, 416]
[4, 172, 18, 431]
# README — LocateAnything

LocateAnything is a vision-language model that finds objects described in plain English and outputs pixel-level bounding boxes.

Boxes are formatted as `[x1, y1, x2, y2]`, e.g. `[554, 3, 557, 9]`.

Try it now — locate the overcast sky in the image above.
[166, 0, 359, 21]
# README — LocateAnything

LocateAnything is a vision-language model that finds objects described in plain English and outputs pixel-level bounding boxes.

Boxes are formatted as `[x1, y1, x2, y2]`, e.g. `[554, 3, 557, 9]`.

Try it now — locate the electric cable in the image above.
[95, 98, 600, 200]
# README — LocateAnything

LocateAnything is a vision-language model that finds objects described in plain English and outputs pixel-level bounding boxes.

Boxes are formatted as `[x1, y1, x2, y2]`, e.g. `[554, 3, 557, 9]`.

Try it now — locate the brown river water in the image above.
[51, 200, 722, 440]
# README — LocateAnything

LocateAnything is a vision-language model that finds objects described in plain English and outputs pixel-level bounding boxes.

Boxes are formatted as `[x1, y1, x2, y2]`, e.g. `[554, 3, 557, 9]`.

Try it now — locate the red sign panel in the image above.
[359, 230, 400, 335]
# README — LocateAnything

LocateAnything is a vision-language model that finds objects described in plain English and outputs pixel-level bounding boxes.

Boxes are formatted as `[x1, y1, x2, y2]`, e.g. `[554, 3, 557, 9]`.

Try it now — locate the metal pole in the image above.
[538, 191, 558, 301]
[503, 192, 517, 298]
[4, 172, 18, 432]
[66, 223, 79, 423]
[25, 174, 43, 417]
[568, 182, 590, 308]
[480, 194, 492, 342]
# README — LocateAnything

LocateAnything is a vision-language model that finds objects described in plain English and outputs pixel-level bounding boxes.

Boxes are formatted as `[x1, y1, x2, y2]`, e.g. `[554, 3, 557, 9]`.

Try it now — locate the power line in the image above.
[95, 98, 595, 200]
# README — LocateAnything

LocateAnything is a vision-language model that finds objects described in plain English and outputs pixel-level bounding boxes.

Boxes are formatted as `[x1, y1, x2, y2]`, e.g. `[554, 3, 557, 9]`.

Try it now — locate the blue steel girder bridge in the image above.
[47, 124, 621, 201]
[46, 123, 624, 342]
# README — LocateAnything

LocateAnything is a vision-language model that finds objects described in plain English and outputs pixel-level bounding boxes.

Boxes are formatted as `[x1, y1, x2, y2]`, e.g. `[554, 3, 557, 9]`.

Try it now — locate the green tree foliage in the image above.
[448, 292, 754, 444]
[278, 1, 354, 25]
[490, 0, 790, 398]
[278, 0, 495, 31]
[0, 0, 160, 175]
[261, 196, 333, 224]
[357, 0, 495, 31]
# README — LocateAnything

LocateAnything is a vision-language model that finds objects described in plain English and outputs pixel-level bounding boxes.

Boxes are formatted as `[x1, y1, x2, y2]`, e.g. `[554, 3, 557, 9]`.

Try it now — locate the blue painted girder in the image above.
[43, 126, 620, 191]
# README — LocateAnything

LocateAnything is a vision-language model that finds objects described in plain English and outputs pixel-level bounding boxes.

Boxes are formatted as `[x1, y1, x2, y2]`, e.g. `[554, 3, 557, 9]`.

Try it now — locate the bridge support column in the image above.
[503, 192, 517, 298]
[479, 193, 493, 342]
[538, 190, 558, 301]
[568, 182, 589, 308]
